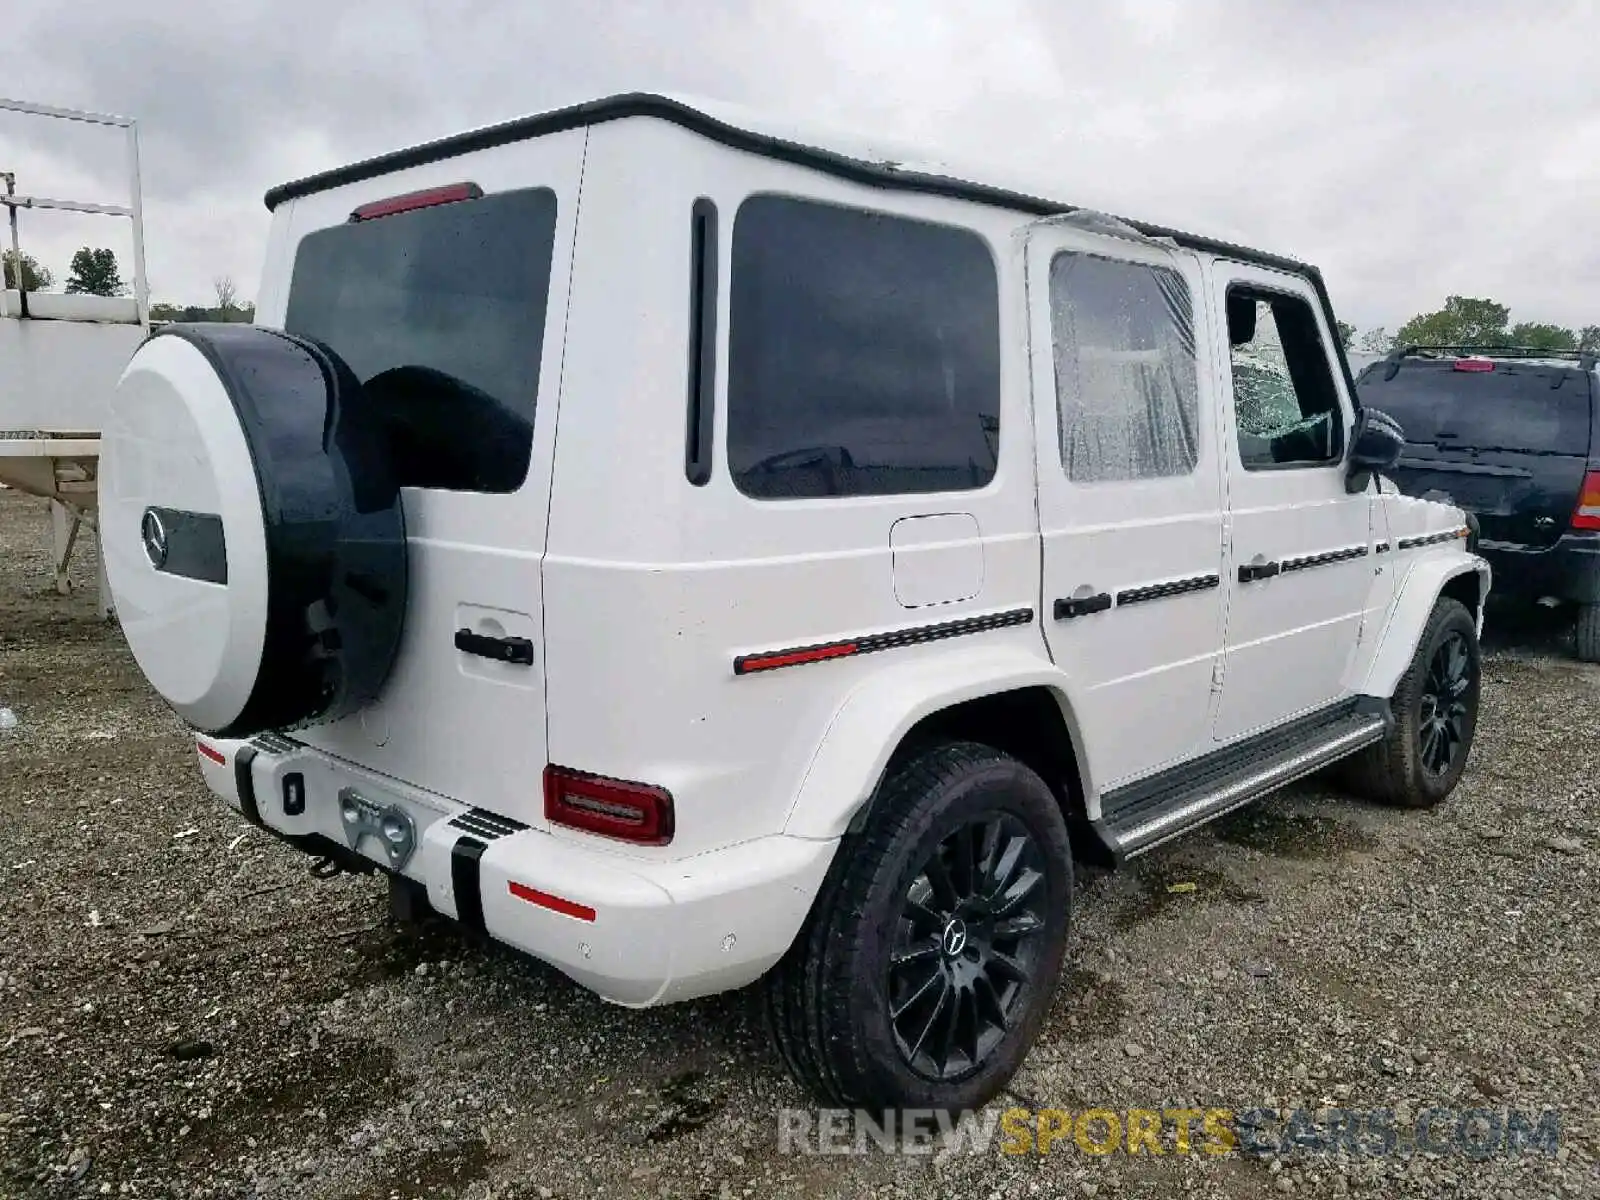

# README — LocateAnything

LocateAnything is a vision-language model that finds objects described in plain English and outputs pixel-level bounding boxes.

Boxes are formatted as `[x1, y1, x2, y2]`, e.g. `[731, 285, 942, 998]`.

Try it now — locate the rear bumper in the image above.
[1478, 532, 1600, 604]
[196, 737, 835, 1007]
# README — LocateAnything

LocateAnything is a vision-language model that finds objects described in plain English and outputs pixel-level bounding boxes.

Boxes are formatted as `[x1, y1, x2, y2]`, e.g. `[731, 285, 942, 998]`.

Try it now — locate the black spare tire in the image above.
[101, 324, 407, 737]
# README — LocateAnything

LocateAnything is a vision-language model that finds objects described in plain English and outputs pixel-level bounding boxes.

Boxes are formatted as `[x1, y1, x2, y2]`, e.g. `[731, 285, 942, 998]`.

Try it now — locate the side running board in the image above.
[1093, 703, 1388, 863]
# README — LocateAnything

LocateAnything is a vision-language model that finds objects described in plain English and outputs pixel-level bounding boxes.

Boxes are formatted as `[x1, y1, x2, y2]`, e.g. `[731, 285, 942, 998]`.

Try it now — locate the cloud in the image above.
[0, 0, 1594, 331]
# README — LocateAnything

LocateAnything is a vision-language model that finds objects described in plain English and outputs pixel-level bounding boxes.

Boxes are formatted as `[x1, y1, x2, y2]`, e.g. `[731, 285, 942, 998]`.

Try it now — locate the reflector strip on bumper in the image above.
[733, 607, 1035, 676]
[509, 881, 597, 922]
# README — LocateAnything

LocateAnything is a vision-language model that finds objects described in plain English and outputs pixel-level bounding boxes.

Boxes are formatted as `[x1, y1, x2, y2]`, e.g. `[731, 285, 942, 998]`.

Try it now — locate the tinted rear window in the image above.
[1359, 362, 1591, 455]
[727, 195, 1000, 499]
[284, 187, 558, 493]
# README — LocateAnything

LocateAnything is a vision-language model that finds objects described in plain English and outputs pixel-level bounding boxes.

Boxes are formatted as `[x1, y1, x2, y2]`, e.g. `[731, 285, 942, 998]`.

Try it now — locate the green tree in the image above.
[1336, 320, 1355, 349]
[1360, 327, 1394, 354]
[65, 247, 126, 297]
[1394, 296, 1511, 349]
[1579, 325, 1600, 354]
[1, 249, 54, 291]
[1508, 322, 1577, 351]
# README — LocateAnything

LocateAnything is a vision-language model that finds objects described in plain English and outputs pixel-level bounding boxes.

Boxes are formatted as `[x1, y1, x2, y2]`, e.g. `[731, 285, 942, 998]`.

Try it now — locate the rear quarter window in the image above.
[283, 186, 558, 493]
[726, 195, 1001, 500]
[1358, 362, 1591, 455]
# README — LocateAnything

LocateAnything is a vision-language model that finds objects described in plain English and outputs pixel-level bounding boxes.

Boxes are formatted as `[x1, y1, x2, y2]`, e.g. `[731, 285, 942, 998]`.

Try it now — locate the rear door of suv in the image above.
[253, 131, 588, 829]
[1357, 357, 1593, 550]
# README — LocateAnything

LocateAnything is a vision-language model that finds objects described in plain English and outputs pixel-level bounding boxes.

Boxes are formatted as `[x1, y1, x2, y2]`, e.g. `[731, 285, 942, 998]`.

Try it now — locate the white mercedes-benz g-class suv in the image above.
[99, 93, 1489, 1113]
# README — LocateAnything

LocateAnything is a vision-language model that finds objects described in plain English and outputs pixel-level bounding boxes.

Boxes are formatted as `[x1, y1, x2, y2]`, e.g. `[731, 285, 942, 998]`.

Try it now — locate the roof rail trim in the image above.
[262, 91, 1361, 410]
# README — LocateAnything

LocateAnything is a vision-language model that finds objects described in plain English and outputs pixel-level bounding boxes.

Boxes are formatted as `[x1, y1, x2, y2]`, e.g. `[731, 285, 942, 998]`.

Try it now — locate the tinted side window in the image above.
[1049, 252, 1200, 482]
[1226, 288, 1344, 469]
[1359, 363, 1590, 455]
[284, 187, 558, 494]
[727, 196, 1000, 499]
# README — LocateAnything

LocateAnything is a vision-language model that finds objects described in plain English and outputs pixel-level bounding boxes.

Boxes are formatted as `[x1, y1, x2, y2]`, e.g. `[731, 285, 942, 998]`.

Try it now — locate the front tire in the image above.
[1343, 597, 1480, 808]
[763, 742, 1072, 1110]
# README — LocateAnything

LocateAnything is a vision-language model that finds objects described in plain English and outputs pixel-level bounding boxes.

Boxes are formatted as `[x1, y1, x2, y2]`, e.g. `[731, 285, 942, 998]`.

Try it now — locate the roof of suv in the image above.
[1373, 346, 1599, 379]
[263, 92, 1315, 280]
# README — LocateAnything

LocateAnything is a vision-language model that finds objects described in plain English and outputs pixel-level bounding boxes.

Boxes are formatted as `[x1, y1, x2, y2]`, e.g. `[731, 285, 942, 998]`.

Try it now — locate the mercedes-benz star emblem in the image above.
[941, 918, 968, 959]
[140, 508, 169, 569]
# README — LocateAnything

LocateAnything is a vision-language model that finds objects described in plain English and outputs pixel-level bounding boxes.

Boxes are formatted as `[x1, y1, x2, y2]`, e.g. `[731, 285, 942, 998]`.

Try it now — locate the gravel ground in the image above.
[1, 485, 1597, 1200]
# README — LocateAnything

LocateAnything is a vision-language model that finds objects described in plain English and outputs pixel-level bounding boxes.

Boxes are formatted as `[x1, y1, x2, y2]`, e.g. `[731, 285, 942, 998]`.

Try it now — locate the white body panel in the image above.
[160, 100, 1485, 1008]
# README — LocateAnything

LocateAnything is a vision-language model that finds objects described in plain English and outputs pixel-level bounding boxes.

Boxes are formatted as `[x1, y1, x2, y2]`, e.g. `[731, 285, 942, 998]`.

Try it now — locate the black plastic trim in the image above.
[1053, 592, 1112, 620]
[685, 198, 719, 486]
[733, 607, 1034, 676]
[234, 744, 262, 828]
[449, 808, 529, 841]
[143, 507, 228, 584]
[1116, 573, 1220, 607]
[1396, 529, 1470, 551]
[1278, 545, 1368, 575]
[451, 837, 488, 933]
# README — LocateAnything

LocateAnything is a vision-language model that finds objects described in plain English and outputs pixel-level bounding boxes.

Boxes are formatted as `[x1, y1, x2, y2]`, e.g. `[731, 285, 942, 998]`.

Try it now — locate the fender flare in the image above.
[1358, 550, 1490, 700]
[781, 645, 1093, 840]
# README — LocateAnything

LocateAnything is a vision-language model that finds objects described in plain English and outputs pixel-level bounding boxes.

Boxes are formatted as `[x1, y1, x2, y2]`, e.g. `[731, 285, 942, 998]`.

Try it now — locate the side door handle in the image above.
[455, 628, 535, 666]
[1238, 559, 1281, 583]
[1053, 592, 1113, 620]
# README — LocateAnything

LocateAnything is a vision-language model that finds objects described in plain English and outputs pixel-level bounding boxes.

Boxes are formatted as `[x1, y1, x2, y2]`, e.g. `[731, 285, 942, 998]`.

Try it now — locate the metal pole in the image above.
[5, 171, 28, 319]
[126, 121, 148, 327]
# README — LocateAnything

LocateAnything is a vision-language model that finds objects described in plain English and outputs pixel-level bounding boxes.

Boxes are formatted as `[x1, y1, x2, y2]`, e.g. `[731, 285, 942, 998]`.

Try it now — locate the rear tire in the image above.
[1575, 603, 1600, 663]
[1342, 597, 1480, 808]
[762, 742, 1073, 1110]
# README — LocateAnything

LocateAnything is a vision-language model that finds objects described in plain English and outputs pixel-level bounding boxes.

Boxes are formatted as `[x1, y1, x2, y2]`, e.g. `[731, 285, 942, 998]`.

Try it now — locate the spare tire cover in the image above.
[102, 324, 406, 737]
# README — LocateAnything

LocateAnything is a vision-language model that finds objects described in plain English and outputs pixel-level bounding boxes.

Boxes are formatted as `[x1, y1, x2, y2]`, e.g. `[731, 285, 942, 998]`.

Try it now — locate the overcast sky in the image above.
[2, 0, 1595, 334]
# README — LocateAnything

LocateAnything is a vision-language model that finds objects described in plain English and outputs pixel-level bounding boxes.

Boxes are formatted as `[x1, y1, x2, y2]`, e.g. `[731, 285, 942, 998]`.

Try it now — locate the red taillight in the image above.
[1573, 471, 1600, 530]
[543, 765, 675, 846]
[349, 182, 482, 222]
[196, 741, 226, 766]
[1454, 357, 1495, 372]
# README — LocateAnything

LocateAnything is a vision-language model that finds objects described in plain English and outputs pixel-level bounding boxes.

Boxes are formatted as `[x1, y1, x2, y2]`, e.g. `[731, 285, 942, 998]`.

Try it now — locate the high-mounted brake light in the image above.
[1572, 471, 1600, 531]
[349, 182, 483, 222]
[1454, 357, 1495, 372]
[543, 765, 675, 846]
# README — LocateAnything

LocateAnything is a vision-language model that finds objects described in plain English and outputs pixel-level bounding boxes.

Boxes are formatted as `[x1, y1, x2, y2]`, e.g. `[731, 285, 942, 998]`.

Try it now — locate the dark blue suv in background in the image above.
[1357, 347, 1600, 660]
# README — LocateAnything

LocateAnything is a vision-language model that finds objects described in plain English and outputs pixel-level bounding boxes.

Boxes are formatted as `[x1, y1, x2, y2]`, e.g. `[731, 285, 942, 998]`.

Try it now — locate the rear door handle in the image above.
[454, 628, 535, 666]
[1053, 592, 1113, 620]
[1238, 560, 1281, 583]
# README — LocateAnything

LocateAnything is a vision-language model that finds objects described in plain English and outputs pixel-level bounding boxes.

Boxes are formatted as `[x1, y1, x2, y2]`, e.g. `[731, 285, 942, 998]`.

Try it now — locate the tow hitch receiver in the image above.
[338, 787, 418, 870]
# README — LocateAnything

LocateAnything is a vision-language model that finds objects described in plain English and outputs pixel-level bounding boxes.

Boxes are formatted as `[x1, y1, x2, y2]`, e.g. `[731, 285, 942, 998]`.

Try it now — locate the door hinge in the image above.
[1210, 659, 1225, 694]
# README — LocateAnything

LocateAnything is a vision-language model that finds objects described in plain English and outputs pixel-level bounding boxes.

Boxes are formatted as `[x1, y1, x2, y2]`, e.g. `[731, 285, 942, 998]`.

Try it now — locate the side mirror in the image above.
[1345, 406, 1404, 493]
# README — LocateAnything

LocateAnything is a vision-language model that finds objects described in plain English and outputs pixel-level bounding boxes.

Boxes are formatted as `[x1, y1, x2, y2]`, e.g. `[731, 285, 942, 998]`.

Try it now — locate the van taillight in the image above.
[543, 765, 675, 846]
[1573, 471, 1600, 530]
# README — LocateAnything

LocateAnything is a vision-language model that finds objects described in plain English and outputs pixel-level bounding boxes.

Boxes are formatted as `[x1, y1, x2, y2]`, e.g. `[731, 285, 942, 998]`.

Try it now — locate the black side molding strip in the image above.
[1116, 574, 1220, 607]
[1238, 560, 1282, 583]
[734, 607, 1034, 676]
[1396, 527, 1472, 551]
[1278, 545, 1368, 575]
